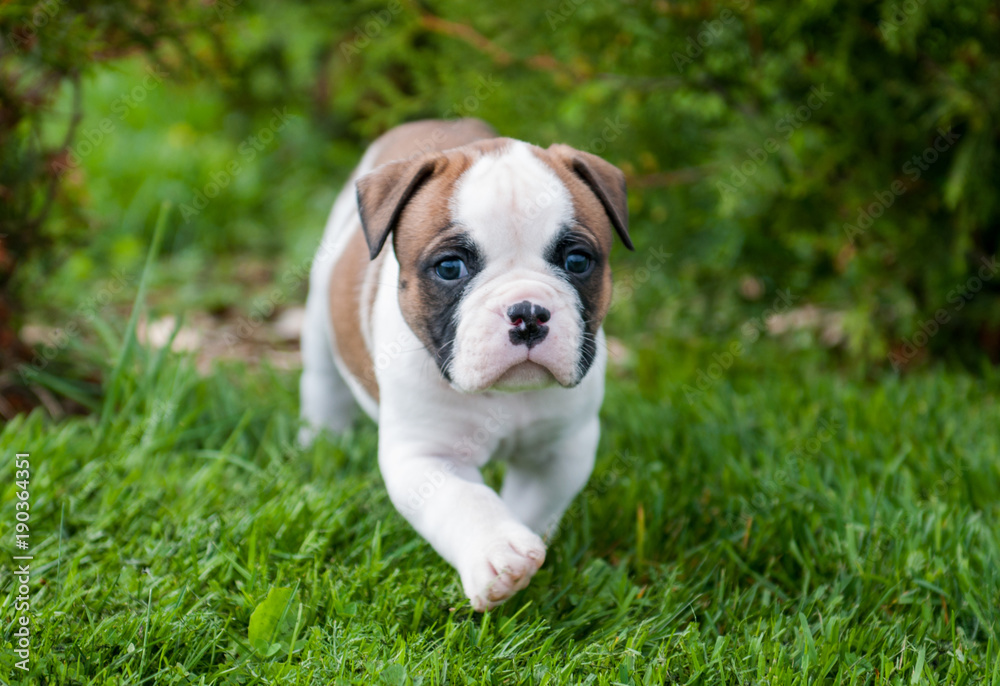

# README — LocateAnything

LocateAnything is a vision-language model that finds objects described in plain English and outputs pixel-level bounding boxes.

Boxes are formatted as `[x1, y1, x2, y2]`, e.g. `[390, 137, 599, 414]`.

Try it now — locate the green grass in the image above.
[2, 305, 999, 683]
[8, 5, 1000, 683]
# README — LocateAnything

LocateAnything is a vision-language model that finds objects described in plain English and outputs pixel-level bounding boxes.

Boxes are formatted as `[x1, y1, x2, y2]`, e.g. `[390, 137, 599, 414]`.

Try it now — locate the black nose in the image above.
[507, 300, 550, 348]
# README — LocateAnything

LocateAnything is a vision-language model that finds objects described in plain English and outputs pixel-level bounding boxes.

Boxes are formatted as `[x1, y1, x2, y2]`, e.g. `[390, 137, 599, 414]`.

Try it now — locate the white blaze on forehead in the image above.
[450, 142, 573, 263]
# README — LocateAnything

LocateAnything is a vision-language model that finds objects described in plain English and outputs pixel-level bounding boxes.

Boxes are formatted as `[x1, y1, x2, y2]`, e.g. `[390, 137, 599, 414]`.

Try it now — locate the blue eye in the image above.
[564, 252, 591, 274]
[435, 258, 468, 280]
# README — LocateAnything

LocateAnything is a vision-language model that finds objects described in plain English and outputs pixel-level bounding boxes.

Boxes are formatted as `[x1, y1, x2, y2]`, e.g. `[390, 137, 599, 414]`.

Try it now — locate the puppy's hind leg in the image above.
[298, 286, 357, 446]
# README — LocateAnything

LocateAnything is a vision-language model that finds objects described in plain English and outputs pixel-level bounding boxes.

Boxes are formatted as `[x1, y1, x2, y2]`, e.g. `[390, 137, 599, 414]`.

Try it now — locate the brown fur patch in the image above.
[369, 118, 499, 168]
[329, 225, 382, 400]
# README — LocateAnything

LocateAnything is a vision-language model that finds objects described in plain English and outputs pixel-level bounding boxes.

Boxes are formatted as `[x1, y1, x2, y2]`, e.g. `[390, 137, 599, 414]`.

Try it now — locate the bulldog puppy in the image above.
[299, 118, 631, 610]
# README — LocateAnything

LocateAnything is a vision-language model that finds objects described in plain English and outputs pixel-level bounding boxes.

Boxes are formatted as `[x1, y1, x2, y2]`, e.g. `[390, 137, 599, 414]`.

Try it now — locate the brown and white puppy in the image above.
[299, 118, 631, 610]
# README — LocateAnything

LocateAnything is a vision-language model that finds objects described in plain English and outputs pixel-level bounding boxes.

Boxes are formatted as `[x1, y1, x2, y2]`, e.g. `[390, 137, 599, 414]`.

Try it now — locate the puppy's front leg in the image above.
[379, 442, 546, 611]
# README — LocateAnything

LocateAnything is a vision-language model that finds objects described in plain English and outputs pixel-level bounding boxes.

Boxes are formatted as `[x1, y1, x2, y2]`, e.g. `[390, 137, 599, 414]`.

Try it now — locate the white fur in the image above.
[300, 138, 607, 611]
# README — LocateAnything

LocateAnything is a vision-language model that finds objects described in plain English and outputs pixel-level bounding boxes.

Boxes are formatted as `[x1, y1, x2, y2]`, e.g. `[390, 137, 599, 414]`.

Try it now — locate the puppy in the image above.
[299, 118, 631, 610]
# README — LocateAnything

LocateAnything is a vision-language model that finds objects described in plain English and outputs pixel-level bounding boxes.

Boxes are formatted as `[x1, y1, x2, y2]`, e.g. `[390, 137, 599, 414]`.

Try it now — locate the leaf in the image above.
[336, 601, 358, 617]
[943, 139, 974, 210]
[381, 664, 406, 685]
[911, 645, 926, 684]
[248, 587, 294, 652]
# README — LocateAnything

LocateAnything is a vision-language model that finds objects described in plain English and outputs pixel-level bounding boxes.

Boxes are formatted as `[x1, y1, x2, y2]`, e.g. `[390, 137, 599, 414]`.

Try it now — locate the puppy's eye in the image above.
[564, 252, 592, 274]
[434, 258, 468, 281]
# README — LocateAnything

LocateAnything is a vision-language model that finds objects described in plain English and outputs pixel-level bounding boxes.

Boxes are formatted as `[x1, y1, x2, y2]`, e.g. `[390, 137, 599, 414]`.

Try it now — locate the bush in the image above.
[3, 0, 999, 388]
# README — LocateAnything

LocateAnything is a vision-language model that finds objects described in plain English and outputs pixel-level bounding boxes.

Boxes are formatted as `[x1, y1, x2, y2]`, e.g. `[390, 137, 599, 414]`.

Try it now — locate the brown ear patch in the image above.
[355, 118, 502, 261]
[356, 157, 438, 260]
[544, 144, 633, 251]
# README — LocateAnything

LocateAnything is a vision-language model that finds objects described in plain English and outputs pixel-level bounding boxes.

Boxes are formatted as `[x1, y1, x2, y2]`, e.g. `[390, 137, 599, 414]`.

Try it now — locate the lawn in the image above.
[4, 3, 1000, 682]
[2, 281, 998, 683]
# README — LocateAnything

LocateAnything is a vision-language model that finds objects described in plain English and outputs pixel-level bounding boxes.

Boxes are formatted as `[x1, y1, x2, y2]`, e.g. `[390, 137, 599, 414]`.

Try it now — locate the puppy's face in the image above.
[357, 138, 631, 392]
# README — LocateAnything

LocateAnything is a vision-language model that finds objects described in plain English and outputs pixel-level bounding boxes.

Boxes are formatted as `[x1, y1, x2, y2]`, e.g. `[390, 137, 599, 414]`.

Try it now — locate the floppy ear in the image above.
[355, 156, 438, 260]
[549, 144, 633, 251]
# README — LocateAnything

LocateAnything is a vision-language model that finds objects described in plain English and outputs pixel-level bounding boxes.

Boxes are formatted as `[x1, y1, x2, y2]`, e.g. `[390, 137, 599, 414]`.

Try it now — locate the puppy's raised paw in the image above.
[461, 524, 546, 612]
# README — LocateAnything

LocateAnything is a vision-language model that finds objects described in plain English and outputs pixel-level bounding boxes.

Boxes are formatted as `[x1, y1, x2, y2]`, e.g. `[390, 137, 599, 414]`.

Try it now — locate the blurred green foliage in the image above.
[3, 0, 999, 373]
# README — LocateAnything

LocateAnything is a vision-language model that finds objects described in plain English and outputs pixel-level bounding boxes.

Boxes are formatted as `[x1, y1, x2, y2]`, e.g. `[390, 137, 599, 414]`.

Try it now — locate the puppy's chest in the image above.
[466, 400, 578, 465]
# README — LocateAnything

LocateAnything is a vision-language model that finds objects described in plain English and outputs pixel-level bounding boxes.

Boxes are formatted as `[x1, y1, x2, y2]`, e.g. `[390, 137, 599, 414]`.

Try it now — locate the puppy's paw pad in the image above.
[463, 526, 546, 612]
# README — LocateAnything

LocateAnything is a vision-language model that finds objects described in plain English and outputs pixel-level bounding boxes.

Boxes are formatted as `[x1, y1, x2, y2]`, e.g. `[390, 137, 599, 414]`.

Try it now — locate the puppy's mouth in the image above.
[448, 353, 568, 393]
[490, 360, 556, 391]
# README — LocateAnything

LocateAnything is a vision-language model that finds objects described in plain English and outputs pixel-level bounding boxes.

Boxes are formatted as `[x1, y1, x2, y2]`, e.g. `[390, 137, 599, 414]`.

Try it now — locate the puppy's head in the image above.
[357, 138, 632, 392]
